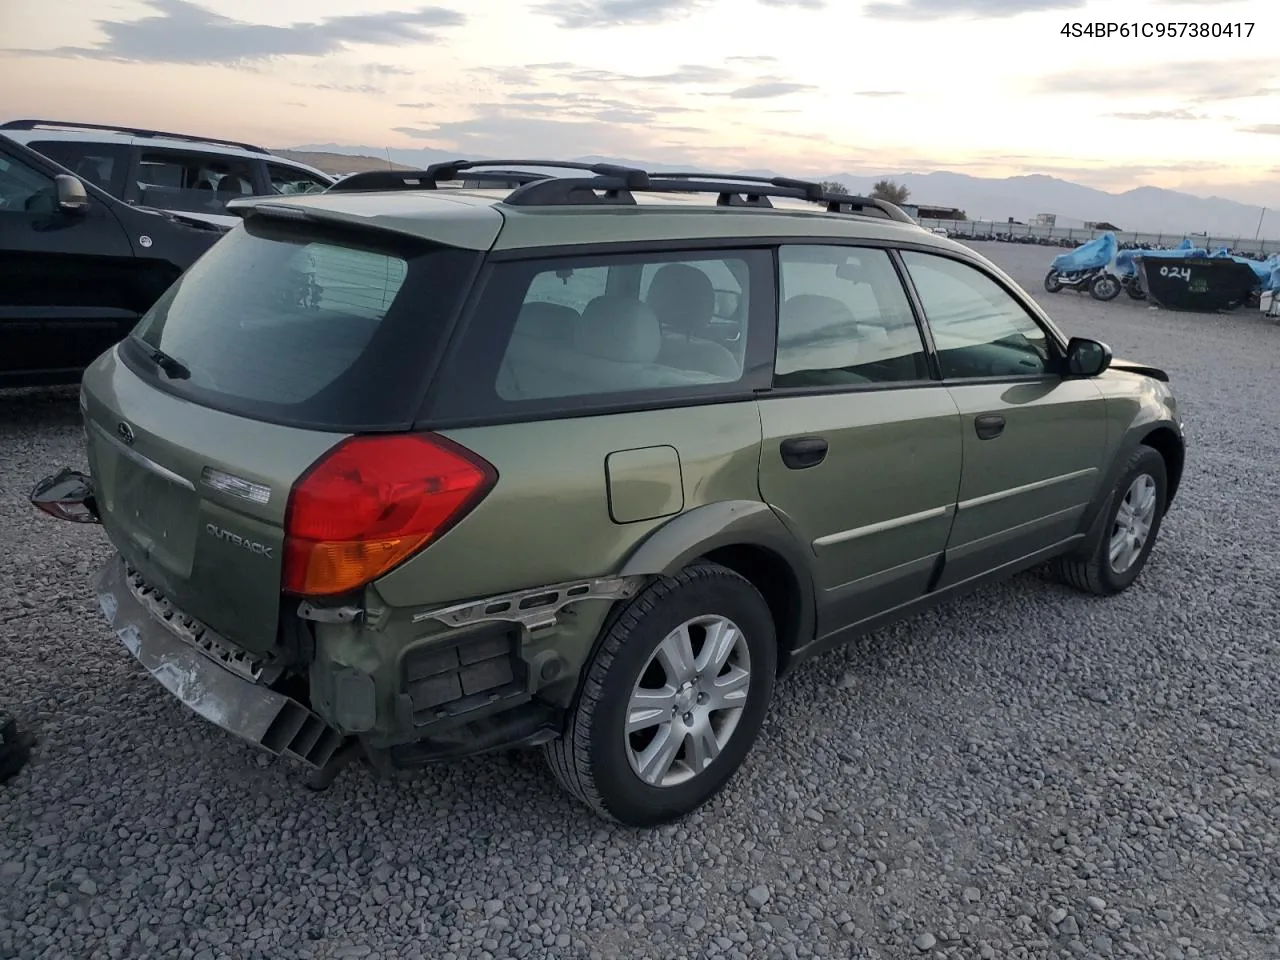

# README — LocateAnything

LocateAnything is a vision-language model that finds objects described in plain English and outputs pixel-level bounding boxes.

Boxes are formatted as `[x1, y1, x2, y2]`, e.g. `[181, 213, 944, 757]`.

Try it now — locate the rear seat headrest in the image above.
[575, 295, 662, 364]
[646, 263, 716, 336]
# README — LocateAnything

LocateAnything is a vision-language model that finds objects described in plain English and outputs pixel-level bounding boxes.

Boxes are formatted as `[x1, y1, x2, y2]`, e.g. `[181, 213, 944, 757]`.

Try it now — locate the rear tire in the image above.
[544, 562, 776, 827]
[1050, 446, 1167, 596]
[1044, 270, 1064, 293]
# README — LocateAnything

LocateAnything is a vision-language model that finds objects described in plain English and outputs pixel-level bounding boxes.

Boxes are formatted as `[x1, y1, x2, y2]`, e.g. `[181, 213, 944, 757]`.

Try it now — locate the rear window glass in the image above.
[124, 216, 481, 430]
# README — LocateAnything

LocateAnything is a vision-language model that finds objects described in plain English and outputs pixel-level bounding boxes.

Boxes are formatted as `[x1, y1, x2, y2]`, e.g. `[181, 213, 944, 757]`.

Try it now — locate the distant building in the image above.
[1033, 213, 1057, 227]
[1085, 220, 1121, 231]
[908, 204, 966, 220]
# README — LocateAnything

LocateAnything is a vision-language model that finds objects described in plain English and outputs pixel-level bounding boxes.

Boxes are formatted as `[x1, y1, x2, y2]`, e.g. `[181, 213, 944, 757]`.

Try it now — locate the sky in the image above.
[1, 0, 1278, 205]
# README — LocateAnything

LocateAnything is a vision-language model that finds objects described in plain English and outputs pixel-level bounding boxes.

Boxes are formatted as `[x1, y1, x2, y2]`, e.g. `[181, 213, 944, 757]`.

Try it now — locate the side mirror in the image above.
[1065, 336, 1112, 378]
[54, 174, 90, 215]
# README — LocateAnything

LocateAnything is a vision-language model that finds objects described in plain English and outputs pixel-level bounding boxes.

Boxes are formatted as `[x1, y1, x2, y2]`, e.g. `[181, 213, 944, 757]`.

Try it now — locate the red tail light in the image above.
[282, 433, 496, 597]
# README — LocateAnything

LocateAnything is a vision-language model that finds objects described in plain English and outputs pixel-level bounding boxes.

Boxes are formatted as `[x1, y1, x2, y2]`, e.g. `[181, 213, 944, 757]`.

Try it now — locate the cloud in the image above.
[6, 0, 464, 65]
[1034, 60, 1279, 103]
[758, 0, 825, 7]
[532, 0, 710, 28]
[564, 64, 735, 85]
[865, 0, 1082, 19]
[1106, 109, 1208, 121]
[391, 105, 715, 161]
[726, 55, 779, 64]
[1240, 124, 1280, 136]
[505, 90, 692, 115]
[723, 82, 816, 99]
[396, 102, 436, 109]
[311, 83, 385, 95]
[854, 90, 905, 97]
[474, 62, 734, 90]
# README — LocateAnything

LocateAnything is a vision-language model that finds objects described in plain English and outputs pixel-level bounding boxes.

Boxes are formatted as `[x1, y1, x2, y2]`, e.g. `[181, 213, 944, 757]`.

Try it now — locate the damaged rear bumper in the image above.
[95, 553, 345, 770]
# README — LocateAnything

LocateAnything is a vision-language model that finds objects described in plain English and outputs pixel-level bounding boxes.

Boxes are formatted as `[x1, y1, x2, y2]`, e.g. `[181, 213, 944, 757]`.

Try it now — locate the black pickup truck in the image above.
[0, 133, 226, 388]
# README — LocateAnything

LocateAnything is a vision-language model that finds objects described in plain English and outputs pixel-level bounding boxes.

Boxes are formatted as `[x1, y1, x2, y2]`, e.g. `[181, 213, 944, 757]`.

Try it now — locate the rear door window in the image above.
[123, 216, 482, 430]
[775, 245, 931, 387]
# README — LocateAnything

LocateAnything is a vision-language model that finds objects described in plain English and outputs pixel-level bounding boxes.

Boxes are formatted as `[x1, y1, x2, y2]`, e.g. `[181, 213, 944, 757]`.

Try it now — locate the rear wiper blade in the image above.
[131, 336, 190, 380]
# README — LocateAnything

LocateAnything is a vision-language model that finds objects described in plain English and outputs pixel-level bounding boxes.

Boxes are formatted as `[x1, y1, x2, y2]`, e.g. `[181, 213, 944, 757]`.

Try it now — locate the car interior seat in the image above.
[775, 294, 871, 386]
[645, 263, 741, 380]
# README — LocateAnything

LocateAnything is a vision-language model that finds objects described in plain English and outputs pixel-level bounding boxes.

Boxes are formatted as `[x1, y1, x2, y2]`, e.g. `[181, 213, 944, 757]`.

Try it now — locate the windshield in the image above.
[126, 216, 482, 430]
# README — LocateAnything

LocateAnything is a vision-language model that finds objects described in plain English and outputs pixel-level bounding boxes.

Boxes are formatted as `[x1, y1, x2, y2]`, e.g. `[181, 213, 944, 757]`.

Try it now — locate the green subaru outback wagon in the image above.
[32, 161, 1185, 826]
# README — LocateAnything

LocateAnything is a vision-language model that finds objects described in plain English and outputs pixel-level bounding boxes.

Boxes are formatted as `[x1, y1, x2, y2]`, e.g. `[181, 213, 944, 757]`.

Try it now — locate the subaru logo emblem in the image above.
[117, 421, 135, 445]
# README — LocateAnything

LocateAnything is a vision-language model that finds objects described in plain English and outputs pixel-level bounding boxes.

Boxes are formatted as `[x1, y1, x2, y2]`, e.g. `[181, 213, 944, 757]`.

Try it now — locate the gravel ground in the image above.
[2, 240, 1278, 960]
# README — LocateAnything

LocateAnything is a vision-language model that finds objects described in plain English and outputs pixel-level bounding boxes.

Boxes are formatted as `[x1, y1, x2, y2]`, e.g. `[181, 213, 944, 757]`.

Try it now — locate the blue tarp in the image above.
[1209, 249, 1277, 288]
[1050, 232, 1116, 272]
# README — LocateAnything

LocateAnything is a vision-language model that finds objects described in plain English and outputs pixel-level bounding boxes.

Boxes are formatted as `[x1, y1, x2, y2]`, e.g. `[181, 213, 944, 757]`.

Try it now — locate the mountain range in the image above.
[282, 143, 1276, 240]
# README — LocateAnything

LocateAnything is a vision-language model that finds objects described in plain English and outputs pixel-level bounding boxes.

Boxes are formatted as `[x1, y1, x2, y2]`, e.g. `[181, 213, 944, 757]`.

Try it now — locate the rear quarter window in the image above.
[123, 216, 482, 430]
[427, 247, 776, 424]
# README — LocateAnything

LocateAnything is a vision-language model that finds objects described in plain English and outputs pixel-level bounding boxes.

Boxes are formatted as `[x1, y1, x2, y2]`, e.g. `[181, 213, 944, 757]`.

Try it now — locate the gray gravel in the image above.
[2, 240, 1279, 959]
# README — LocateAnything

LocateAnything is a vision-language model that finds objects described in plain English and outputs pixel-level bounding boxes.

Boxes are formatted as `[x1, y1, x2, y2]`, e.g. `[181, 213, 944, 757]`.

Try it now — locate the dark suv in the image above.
[32, 161, 1185, 826]
[0, 132, 224, 388]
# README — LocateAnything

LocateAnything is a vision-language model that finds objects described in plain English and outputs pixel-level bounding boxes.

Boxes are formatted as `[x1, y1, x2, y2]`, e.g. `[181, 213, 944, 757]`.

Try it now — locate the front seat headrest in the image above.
[646, 263, 716, 337]
[575, 296, 662, 363]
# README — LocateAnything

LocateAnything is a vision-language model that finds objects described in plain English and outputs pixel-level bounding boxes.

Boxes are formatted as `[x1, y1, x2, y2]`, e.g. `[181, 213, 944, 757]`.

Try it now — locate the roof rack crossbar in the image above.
[656, 172, 825, 202]
[328, 168, 554, 193]
[497, 170, 915, 223]
[0, 119, 270, 154]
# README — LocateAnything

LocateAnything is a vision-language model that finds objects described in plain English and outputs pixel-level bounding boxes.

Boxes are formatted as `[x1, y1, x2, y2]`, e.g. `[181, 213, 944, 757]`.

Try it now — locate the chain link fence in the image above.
[918, 219, 1280, 258]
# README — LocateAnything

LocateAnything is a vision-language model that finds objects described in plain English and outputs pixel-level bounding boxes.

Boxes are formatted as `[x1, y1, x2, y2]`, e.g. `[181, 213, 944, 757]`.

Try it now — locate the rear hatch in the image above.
[81, 209, 488, 656]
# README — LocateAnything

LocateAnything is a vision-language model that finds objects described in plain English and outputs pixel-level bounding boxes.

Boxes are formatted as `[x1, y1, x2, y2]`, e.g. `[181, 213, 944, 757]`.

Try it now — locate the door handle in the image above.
[780, 436, 828, 469]
[974, 414, 1006, 440]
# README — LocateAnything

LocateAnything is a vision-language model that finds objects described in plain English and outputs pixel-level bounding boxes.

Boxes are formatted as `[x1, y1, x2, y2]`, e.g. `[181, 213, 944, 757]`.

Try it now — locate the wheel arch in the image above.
[615, 500, 817, 676]
[1140, 425, 1185, 504]
[1072, 419, 1183, 559]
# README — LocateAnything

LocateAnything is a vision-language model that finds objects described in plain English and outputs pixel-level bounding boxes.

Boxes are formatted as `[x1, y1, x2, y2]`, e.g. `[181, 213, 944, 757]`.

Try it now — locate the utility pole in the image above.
[1256, 206, 1268, 241]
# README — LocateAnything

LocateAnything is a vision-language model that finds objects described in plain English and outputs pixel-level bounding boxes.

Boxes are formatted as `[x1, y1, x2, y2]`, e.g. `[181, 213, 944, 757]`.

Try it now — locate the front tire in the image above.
[544, 562, 776, 826]
[1090, 273, 1121, 301]
[1051, 446, 1168, 596]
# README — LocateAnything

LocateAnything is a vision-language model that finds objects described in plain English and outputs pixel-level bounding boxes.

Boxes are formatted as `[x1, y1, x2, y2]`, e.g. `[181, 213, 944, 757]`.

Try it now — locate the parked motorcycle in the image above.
[1043, 265, 1121, 300]
[1043, 232, 1121, 301]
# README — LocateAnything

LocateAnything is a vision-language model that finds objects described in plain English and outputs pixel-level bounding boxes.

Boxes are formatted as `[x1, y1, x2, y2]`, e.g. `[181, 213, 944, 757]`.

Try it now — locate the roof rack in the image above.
[0, 119, 270, 154]
[322, 157, 916, 224]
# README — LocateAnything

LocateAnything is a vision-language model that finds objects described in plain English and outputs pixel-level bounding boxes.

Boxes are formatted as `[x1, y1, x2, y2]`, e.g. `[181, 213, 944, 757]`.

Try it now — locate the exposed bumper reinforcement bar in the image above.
[95, 554, 345, 770]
